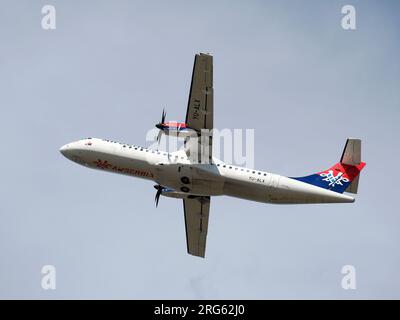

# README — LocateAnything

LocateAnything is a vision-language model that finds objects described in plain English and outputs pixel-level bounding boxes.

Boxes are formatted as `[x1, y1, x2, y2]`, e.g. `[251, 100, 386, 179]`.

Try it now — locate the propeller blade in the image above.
[155, 191, 161, 207]
[161, 108, 166, 124]
[156, 130, 163, 144]
[154, 185, 162, 207]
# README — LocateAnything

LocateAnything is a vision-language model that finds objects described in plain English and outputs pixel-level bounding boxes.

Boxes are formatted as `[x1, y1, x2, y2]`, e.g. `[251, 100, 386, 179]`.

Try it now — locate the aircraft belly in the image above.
[155, 164, 224, 196]
[223, 178, 269, 203]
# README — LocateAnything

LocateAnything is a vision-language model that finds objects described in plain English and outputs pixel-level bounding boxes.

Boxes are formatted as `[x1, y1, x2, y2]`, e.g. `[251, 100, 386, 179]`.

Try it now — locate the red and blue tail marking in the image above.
[291, 162, 366, 194]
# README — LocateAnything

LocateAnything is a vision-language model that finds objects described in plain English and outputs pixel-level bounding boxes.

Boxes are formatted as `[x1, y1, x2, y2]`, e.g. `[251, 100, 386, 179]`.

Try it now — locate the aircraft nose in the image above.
[59, 144, 70, 156]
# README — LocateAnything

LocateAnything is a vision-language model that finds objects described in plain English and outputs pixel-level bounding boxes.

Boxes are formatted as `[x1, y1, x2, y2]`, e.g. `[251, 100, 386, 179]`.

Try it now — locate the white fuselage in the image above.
[60, 138, 355, 204]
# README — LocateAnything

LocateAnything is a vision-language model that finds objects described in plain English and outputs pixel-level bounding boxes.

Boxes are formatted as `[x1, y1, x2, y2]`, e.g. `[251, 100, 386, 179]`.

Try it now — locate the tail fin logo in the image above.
[320, 170, 349, 187]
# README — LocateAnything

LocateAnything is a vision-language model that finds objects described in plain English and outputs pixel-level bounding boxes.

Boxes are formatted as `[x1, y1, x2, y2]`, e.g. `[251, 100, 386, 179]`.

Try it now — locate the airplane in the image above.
[60, 53, 366, 258]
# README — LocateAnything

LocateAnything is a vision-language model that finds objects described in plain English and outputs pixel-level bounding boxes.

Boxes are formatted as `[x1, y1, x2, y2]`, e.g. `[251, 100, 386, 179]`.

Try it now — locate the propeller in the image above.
[161, 108, 166, 124]
[156, 130, 163, 145]
[154, 184, 163, 207]
[155, 108, 167, 145]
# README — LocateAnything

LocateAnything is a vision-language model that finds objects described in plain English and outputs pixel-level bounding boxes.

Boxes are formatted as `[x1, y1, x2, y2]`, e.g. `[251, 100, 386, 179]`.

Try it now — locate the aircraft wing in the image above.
[185, 53, 213, 131]
[185, 53, 213, 163]
[183, 196, 210, 258]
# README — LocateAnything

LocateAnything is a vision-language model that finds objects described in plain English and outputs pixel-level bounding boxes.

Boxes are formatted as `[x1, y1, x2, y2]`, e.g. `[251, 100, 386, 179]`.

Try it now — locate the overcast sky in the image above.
[0, 0, 399, 299]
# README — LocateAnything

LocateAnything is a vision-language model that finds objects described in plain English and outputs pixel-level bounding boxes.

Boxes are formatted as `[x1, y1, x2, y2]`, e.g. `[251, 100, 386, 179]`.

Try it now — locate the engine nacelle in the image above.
[161, 188, 190, 199]
[155, 121, 197, 138]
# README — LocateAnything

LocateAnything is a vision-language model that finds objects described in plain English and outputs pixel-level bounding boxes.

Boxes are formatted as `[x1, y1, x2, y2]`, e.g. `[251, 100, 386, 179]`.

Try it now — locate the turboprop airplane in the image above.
[60, 53, 366, 258]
